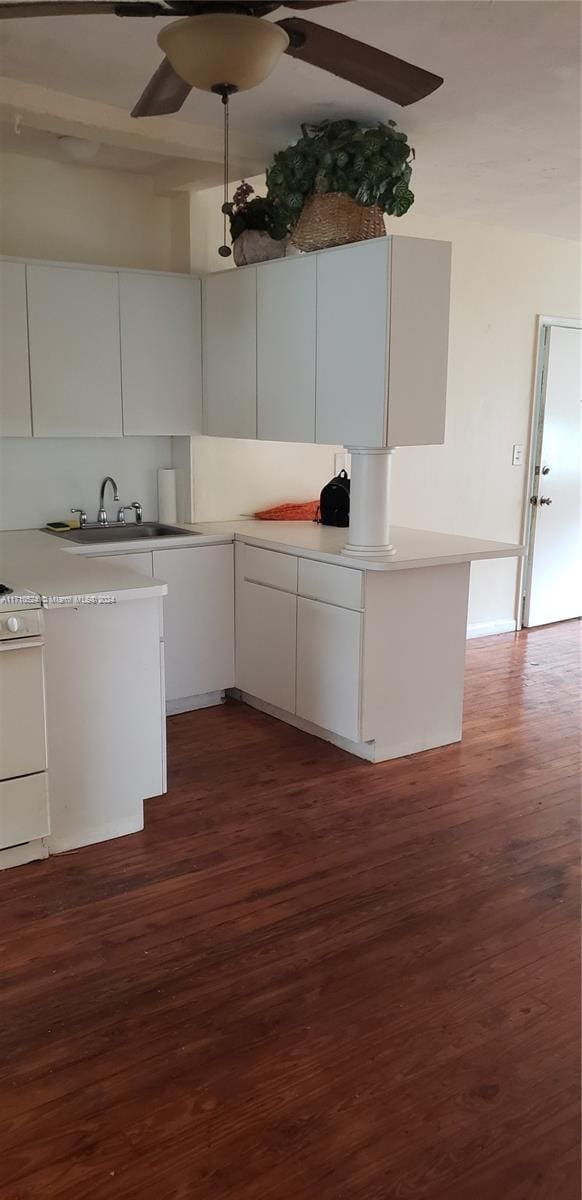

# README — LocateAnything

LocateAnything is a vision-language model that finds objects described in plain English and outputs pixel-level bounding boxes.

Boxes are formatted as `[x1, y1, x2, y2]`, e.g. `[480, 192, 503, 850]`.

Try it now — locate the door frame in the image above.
[518, 314, 582, 629]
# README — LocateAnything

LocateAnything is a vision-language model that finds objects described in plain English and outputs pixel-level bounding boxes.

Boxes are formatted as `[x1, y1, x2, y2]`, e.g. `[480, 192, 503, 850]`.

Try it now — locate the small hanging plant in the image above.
[266, 118, 415, 235]
[226, 181, 288, 244]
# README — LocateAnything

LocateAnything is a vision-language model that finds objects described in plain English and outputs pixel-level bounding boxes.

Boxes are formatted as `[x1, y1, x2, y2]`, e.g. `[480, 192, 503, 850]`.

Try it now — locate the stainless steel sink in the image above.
[46, 522, 197, 544]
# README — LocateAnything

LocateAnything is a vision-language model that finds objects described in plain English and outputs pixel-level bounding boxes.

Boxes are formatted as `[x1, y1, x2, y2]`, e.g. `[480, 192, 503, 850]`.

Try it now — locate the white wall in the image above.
[387, 212, 581, 632]
[191, 179, 581, 631]
[189, 436, 336, 522]
[0, 152, 190, 271]
[0, 436, 172, 530]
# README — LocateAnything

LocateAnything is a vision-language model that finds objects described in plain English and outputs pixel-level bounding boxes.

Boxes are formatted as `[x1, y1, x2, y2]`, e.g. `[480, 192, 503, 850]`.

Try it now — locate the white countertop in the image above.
[0, 529, 168, 606]
[0, 521, 524, 607]
[187, 521, 525, 572]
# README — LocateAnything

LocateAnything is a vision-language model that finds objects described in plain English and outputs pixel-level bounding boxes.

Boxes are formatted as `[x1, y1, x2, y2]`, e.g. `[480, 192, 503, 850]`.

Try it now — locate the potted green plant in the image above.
[266, 119, 414, 251]
[226, 181, 289, 266]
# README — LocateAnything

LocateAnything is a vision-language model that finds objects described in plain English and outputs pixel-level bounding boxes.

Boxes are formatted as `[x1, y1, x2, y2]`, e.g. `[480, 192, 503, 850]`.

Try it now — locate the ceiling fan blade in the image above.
[278, 17, 443, 106]
[283, 2, 350, 8]
[0, 0, 188, 14]
[132, 57, 192, 118]
[0, 0, 121, 14]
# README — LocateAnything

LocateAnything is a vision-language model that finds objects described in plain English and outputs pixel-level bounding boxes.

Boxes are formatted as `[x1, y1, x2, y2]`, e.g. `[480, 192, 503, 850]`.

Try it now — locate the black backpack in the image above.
[317, 469, 350, 527]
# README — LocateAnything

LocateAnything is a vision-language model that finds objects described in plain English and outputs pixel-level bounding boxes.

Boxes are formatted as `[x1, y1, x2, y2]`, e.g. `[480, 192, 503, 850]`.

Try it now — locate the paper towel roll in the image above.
[158, 468, 177, 525]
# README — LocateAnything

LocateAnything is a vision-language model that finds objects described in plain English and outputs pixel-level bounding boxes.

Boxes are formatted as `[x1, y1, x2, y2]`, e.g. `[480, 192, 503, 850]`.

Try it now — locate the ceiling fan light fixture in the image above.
[157, 13, 289, 93]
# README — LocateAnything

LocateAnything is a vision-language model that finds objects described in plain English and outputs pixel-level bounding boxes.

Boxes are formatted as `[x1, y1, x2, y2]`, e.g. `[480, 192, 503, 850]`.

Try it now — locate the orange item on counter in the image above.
[254, 501, 319, 521]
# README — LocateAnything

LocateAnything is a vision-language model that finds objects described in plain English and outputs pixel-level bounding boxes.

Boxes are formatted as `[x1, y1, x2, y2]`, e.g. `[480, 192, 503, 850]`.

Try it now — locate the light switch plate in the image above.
[334, 450, 351, 476]
[512, 444, 524, 466]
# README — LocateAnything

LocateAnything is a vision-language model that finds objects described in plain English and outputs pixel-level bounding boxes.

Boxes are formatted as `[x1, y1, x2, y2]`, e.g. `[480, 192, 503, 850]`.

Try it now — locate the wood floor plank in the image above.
[1, 621, 579, 1198]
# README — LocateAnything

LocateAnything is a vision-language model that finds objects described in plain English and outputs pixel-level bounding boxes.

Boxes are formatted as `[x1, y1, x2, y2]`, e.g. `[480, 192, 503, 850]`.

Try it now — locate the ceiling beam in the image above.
[0, 76, 272, 172]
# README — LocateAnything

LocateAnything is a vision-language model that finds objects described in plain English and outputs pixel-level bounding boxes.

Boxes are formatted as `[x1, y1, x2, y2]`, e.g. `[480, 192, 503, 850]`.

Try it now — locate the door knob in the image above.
[539, 496, 552, 505]
[542, 465, 550, 475]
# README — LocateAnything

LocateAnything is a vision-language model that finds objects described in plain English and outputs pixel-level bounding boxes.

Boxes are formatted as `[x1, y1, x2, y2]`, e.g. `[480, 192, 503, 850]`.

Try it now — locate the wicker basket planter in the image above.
[291, 192, 386, 253]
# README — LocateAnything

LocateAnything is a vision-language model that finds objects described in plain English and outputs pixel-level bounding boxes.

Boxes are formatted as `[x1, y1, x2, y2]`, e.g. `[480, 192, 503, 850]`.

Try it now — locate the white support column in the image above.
[342, 447, 397, 558]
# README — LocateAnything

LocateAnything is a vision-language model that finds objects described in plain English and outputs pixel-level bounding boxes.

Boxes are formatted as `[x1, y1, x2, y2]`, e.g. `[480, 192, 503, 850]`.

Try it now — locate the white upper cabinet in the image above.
[27, 264, 122, 438]
[120, 272, 202, 436]
[203, 268, 257, 439]
[316, 236, 451, 448]
[0, 261, 31, 437]
[203, 235, 451, 450]
[316, 240, 390, 448]
[257, 256, 316, 443]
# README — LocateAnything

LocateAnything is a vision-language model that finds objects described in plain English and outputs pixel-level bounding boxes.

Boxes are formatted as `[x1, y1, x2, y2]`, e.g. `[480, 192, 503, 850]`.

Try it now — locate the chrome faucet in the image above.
[97, 476, 119, 525]
[117, 501, 143, 525]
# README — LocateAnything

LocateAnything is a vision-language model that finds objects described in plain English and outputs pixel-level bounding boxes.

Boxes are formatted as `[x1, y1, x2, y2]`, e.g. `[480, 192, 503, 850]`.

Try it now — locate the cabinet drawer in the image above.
[298, 558, 363, 610]
[242, 545, 298, 593]
[0, 773, 50, 850]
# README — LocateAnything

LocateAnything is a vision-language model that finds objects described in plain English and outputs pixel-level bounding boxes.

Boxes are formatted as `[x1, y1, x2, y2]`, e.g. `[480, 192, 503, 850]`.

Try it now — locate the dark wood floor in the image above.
[1, 622, 580, 1200]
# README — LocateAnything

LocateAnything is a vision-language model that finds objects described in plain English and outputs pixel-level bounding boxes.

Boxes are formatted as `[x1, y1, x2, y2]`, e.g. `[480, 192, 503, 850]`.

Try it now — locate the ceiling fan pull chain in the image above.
[218, 87, 232, 259]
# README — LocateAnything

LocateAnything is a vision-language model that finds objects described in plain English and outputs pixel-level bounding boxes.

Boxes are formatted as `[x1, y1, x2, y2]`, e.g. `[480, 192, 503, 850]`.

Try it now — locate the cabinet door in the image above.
[92, 552, 153, 576]
[236, 579, 296, 713]
[120, 273, 202, 436]
[316, 240, 389, 448]
[153, 545, 234, 703]
[203, 268, 257, 438]
[296, 597, 361, 741]
[27, 264, 122, 437]
[257, 256, 316, 442]
[0, 261, 32, 436]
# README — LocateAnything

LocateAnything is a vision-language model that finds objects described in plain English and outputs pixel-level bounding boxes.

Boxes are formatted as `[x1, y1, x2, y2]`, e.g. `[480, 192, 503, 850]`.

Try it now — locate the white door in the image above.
[236, 579, 297, 713]
[524, 325, 582, 627]
[0, 261, 32, 436]
[296, 597, 362, 741]
[120, 273, 202, 436]
[203, 268, 257, 438]
[257, 256, 316, 443]
[153, 545, 234, 703]
[27, 264, 122, 437]
[315, 240, 388, 448]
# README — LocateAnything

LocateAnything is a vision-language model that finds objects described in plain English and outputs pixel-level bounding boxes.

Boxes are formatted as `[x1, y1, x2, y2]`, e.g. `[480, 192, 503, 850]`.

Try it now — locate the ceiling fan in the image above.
[0, 1, 444, 118]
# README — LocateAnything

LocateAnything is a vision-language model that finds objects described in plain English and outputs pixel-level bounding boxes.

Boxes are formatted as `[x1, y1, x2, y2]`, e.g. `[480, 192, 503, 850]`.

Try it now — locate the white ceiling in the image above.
[0, 0, 580, 237]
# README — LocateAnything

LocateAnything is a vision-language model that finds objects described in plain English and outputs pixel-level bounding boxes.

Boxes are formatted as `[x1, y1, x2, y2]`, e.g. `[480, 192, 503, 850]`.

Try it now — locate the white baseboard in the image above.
[228, 689, 376, 761]
[466, 618, 517, 639]
[0, 839, 48, 871]
[166, 691, 226, 715]
[46, 812, 144, 854]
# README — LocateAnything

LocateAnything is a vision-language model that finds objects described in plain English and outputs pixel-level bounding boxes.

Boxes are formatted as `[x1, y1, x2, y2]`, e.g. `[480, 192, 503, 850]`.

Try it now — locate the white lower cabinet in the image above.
[95, 545, 234, 709]
[94, 551, 154, 577]
[44, 597, 165, 852]
[153, 545, 234, 707]
[235, 545, 364, 742]
[236, 579, 297, 713]
[296, 597, 362, 741]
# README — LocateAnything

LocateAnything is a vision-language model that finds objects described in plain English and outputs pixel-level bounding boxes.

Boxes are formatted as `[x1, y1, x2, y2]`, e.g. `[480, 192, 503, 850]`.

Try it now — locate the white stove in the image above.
[0, 585, 49, 868]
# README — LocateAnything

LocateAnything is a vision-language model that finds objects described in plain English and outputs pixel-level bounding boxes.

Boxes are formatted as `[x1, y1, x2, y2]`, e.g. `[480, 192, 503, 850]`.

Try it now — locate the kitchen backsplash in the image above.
[189, 437, 339, 523]
[0, 434, 339, 531]
[0, 437, 172, 530]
